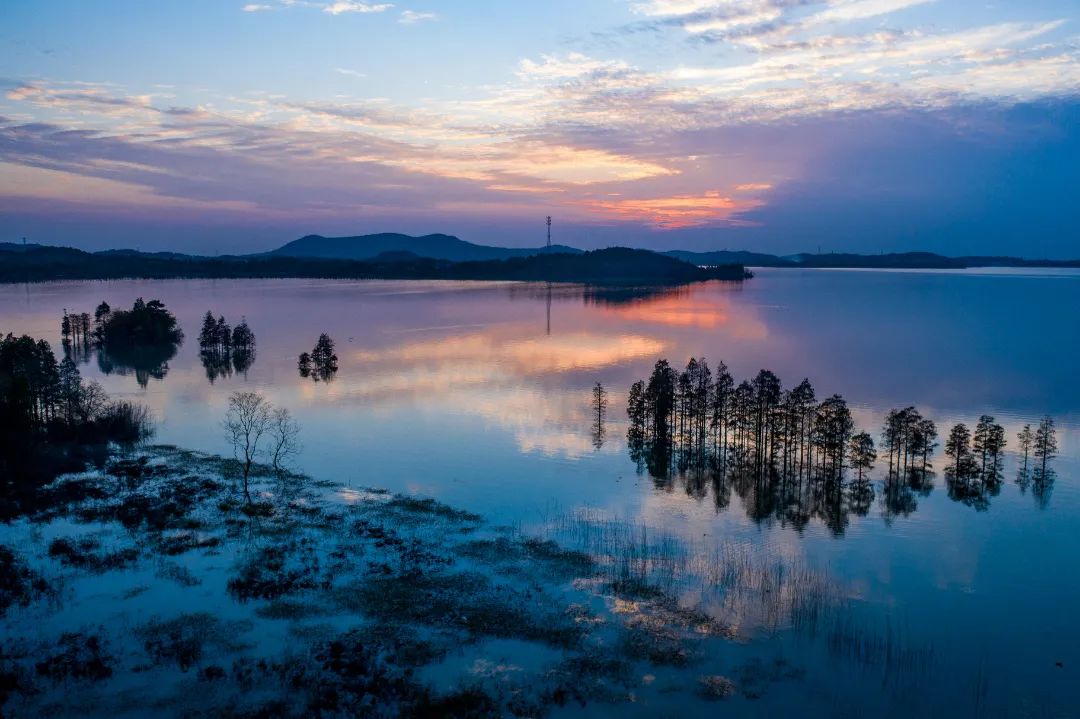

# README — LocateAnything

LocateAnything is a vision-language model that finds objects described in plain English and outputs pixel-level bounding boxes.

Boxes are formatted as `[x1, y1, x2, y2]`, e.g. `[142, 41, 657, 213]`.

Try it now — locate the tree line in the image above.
[624, 357, 1060, 529]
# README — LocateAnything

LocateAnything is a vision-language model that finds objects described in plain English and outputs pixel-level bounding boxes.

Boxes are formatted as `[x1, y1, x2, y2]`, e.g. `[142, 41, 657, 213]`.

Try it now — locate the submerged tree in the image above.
[198, 312, 257, 383]
[847, 431, 877, 482]
[972, 415, 1006, 480]
[1033, 415, 1058, 480]
[306, 334, 339, 382]
[591, 381, 608, 449]
[1017, 424, 1034, 478]
[944, 423, 973, 479]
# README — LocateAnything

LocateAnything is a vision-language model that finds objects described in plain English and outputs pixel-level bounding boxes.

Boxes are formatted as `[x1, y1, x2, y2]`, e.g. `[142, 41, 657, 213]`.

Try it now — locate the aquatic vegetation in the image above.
[697, 674, 737, 700]
[0, 545, 51, 617]
[0, 443, 925, 716]
[34, 632, 114, 683]
[136, 613, 252, 672]
[47, 537, 138, 573]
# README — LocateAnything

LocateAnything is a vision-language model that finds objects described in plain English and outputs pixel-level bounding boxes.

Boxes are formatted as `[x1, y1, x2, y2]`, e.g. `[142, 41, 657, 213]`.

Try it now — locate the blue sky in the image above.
[1, 0, 1079, 256]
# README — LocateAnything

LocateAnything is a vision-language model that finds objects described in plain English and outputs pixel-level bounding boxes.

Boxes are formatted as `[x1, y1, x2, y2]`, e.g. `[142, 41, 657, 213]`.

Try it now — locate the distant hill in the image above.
[271, 233, 582, 262]
[663, 249, 796, 267]
[0, 244, 748, 284]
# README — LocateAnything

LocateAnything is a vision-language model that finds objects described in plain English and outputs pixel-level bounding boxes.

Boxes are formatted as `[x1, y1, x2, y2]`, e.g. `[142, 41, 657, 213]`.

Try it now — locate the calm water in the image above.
[2, 268, 1078, 716]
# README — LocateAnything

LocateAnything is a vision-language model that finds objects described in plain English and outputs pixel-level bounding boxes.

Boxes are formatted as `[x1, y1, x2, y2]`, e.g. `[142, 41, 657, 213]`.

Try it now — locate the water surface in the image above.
[2, 268, 1077, 716]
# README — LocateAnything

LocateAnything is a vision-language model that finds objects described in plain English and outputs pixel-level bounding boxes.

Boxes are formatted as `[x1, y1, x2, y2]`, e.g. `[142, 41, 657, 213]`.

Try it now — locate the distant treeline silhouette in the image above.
[61, 298, 183, 387]
[198, 312, 256, 383]
[625, 358, 1059, 532]
[0, 245, 749, 285]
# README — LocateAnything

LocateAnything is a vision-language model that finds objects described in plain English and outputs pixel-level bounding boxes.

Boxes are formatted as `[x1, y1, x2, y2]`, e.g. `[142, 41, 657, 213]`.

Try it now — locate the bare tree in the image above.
[268, 407, 301, 477]
[224, 391, 272, 504]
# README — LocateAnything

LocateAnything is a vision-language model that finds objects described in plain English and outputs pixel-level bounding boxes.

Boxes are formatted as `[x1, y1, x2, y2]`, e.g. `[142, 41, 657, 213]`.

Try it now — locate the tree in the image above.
[944, 423, 972, 478]
[223, 391, 273, 504]
[847, 431, 876, 481]
[216, 316, 231, 352]
[58, 357, 82, 425]
[309, 334, 338, 381]
[268, 407, 301, 477]
[93, 302, 111, 341]
[231, 320, 255, 352]
[297, 352, 312, 377]
[1017, 424, 1034, 476]
[972, 415, 1006, 478]
[198, 311, 218, 351]
[591, 381, 608, 449]
[1033, 416, 1058, 479]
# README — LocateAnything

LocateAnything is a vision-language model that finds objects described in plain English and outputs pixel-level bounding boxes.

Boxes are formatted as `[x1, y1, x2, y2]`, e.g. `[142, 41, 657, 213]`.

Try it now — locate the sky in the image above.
[1, 0, 1079, 257]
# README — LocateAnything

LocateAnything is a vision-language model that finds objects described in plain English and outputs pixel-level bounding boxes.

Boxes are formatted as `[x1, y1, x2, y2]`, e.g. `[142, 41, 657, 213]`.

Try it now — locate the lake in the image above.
[2, 268, 1078, 716]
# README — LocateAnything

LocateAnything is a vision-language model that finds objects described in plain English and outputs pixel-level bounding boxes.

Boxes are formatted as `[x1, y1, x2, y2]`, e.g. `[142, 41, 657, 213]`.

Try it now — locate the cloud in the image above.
[334, 67, 368, 79]
[323, 1, 393, 15]
[399, 10, 436, 24]
[242, 3, 273, 11]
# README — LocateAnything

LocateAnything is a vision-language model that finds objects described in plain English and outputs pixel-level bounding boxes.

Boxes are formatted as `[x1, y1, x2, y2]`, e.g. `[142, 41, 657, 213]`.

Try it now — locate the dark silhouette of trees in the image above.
[198, 312, 257, 383]
[625, 355, 1060, 526]
[591, 381, 607, 449]
[972, 415, 1006, 480]
[848, 431, 876, 482]
[1033, 416, 1058, 480]
[62, 298, 183, 387]
[943, 421, 1001, 510]
[944, 424, 973, 478]
[1, 332, 153, 487]
[626, 357, 880, 535]
[1017, 424, 1034, 478]
[300, 334, 338, 382]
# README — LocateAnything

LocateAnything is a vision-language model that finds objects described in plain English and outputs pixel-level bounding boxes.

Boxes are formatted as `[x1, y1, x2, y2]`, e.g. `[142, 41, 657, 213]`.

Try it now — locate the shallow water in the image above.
[2, 268, 1078, 715]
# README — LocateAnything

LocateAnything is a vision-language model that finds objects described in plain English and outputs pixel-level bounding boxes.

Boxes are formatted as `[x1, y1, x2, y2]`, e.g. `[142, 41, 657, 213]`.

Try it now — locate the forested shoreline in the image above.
[0, 246, 750, 284]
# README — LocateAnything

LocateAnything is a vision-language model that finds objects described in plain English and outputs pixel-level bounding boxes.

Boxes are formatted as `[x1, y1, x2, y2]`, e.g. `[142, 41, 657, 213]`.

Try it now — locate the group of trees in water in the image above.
[61, 299, 184, 387]
[0, 330, 153, 485]
[198, 312, 257, 383]
[298, 334, 338, 382]
[623, 357, 1060, 532]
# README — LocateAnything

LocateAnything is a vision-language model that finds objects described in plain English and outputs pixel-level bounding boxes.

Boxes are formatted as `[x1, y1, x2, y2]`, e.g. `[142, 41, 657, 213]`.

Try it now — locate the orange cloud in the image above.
[735, 183, 773, 191]
[579, 190, 764, 228]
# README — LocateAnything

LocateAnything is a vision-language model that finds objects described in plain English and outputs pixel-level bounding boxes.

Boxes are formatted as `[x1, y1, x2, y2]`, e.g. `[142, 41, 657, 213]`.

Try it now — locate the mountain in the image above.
[270, 233, 582, 262]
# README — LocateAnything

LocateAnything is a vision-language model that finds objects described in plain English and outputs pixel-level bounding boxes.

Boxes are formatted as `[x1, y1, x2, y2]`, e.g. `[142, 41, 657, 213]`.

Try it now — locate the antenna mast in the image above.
[546, 216, 551, 252]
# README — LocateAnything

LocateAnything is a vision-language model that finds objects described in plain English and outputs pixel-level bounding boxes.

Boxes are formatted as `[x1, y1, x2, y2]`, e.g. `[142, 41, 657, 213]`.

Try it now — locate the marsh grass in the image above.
[545, 507, 837, 638]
